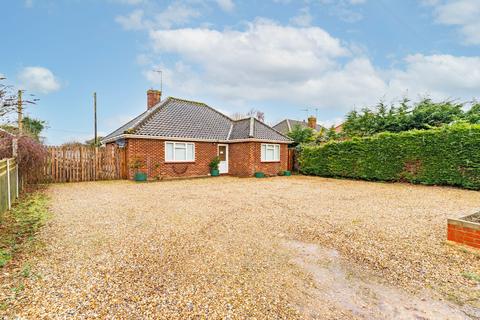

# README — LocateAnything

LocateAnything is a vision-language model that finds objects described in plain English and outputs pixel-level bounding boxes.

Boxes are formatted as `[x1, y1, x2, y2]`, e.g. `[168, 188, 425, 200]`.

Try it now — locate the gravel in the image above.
[2, 176, 480, 319]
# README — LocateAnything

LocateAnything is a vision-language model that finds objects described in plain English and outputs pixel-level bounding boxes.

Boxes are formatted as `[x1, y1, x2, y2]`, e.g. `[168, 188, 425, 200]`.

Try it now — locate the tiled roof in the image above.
[103, 97, 291, 143]
[273, 119, 324, 134]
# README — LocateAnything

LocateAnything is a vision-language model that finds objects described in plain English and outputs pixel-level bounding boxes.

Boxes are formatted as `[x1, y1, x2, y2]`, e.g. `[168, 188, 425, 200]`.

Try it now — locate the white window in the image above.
[165, 142, 195, 162]
[261, 144, 280, 162]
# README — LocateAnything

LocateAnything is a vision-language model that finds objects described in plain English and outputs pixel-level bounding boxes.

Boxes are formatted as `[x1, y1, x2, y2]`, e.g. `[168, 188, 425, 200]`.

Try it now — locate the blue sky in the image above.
[1, 0, 479, 144]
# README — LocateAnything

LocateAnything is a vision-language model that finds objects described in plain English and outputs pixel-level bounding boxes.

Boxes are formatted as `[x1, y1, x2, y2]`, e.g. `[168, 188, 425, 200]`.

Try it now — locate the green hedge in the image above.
[299, 123, 480, 190]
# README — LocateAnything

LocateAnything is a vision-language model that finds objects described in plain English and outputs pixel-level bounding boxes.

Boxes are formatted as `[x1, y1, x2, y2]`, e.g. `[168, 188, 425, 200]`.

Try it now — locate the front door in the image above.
[218, 144, 228, 174]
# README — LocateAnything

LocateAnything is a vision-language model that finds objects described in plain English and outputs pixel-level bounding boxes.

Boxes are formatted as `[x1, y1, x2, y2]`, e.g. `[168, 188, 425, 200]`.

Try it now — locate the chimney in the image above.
[307, 116, 317, 129]
[147, 89, 161, 109]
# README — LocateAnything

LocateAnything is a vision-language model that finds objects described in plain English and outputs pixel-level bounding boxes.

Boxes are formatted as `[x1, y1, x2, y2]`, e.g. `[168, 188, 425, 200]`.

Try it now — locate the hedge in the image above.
[299, 123, 480, 190]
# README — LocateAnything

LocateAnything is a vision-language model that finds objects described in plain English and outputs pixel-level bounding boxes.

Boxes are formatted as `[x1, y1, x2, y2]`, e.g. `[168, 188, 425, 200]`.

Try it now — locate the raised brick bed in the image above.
[447, 212, 480, 249]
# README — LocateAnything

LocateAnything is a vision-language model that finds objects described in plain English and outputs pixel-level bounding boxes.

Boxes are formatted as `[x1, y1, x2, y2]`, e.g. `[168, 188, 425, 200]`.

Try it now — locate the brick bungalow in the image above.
[102, 90, 292, 179]
[273, 117, 324, 134]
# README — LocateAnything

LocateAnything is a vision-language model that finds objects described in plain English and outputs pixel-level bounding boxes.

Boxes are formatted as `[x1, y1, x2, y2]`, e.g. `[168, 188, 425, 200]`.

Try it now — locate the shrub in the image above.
[209, 156, 220, 171]
[299, 123, 480, 190]
[0, 134, 47, 184]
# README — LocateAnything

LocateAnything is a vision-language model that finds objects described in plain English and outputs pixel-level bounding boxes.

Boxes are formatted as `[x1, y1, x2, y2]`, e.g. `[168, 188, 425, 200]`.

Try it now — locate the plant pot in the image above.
[283, 170, 291, 176]
[211, 169, 220, 177]
[254, 172, 265, 178]
[134, 172, 147, 182]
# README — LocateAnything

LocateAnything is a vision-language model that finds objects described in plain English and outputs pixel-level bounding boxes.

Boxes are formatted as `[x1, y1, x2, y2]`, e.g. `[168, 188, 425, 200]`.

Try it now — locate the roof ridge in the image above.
[249, 117, 254, 137]
[124, 97, 172, 134]
[170, 96, 235, 123]
[253, 117, 291, 140]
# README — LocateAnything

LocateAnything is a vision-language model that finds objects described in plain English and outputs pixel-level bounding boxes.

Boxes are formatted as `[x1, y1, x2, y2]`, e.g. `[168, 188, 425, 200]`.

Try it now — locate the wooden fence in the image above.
[0, 158, 19, 213]
[44, 146, 127, 183]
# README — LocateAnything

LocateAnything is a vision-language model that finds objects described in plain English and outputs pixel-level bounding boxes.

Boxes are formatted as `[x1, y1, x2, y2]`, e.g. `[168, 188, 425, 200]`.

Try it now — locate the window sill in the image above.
[165, 161, 196, 164]
[260, 160, 281, 163]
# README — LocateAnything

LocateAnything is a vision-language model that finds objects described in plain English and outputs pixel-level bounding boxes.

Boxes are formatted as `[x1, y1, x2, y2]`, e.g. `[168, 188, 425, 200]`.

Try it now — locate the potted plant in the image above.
[254, 171, 265, 178]
[130, 158, 147, 181]
[209, 156, 220, 177]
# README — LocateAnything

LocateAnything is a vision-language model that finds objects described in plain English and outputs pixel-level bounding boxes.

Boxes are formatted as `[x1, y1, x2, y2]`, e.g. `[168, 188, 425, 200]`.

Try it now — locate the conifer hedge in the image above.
[299, 123, 480, 190]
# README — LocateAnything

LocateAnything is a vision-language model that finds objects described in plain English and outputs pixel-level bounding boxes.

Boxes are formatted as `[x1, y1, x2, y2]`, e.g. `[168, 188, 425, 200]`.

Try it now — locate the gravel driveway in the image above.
[4, 176, 480, 319]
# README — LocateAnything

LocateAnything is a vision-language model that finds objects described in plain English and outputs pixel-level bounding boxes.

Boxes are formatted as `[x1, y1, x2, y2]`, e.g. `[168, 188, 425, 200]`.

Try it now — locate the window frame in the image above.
[165, 141, 195, 163]
[261, 143, 280, 162]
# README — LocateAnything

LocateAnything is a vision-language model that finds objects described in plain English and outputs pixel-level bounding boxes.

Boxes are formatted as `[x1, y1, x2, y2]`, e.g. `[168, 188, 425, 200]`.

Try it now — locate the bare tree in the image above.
[0, 77, 39, 125]
[231, 108, 265, 122]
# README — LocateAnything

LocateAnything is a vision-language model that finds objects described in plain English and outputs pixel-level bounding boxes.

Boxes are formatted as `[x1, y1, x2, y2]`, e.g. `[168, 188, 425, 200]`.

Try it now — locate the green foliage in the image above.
[299, 123, 480, 190]
[462, 272, 480, 283]
[22, 117, 46, 140]
[209, 156, 220, 170]
[342, 99, 475, 138]
[287, 124, 315, 145]
[465, 104, 480, 124]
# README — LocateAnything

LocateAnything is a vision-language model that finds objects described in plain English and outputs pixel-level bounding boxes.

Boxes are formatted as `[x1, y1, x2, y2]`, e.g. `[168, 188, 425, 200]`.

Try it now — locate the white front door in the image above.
[218, 144, 228, 174]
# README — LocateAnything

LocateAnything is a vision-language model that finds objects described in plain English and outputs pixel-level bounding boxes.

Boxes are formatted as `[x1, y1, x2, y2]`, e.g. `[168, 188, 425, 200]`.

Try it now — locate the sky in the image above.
[1, 0, 479, 145]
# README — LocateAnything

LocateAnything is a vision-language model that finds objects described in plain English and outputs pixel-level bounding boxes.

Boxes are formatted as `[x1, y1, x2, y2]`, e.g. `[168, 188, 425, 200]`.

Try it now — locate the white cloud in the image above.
[318, 0, 366, 22]
[426, 0, 480, 45]
[115, 9, 146, 30]
[216, 0, 234, 12]
[17, 66, 61, 94]
[290, 7, 313, 27]
[115, 2, 201, 30]
[144, 19, 480, 113]
[387, 54, 480, 100]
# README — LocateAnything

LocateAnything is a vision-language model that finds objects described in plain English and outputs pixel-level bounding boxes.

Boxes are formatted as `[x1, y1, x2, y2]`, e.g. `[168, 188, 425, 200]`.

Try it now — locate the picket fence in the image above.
[0, 158, 19, 213]
[44, 145, 127, 183]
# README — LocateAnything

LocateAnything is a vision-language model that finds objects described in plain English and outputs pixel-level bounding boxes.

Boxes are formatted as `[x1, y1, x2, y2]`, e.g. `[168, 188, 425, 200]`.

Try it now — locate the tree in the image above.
[342, 98, 468, 138]
[287, 124, 315, 145]
[465, 103, 480, 124]
[231, 108, 265, 122]
[22, 116, 47, 140]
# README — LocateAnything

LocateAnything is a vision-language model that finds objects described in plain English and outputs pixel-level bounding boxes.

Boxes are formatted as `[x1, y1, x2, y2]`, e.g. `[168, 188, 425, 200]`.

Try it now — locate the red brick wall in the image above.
[121, 138, 289, 179]
[447, 219, 480, 249]
[125, 139, 218, 179]
[229, 142, 288, 177]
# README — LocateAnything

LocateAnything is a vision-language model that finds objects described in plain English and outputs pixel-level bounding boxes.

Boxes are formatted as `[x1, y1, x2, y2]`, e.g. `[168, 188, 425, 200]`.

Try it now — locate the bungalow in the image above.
[273, 117, 324, 135]
[102, 90, 292, 179]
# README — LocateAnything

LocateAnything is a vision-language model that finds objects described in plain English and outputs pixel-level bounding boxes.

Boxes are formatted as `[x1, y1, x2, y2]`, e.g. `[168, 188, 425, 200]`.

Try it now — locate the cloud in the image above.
[318, 0, 366, 22]
[115, 9, 146, 30]
[387, 54, 480, 100]
[290, 7, 313, 27]
[426, 0, 480, 45]
[115, 1, 201, 30]
[17, 66, 61, 94]
[144, 19, 480, 113]
[216, 0, 234, 12]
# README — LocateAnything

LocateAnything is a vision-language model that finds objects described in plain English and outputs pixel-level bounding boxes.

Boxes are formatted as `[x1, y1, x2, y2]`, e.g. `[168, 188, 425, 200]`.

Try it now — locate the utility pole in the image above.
[17, 90, 23, 134]
[94, 92, 97, 146]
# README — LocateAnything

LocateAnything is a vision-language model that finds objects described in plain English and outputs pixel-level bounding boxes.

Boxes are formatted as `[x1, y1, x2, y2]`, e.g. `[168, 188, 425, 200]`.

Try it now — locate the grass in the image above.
[0, 191, 50, 268]
[462, 272, 480, 283]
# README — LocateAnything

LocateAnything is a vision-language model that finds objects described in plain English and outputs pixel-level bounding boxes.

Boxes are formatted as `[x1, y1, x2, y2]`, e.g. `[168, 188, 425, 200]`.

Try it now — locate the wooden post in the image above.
[16, 161, 19, 197]
[94, 92, 97, 146]
[6, 159, 11, 210]
[17, 90, 23, 135]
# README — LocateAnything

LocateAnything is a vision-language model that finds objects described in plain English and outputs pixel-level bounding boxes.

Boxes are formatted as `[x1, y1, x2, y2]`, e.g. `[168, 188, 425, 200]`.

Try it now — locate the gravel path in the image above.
[3, 176, 480, 319]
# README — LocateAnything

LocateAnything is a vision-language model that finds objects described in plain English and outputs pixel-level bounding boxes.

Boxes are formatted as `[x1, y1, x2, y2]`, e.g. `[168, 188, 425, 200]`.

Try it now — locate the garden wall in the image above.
[299, 124, 480, 190]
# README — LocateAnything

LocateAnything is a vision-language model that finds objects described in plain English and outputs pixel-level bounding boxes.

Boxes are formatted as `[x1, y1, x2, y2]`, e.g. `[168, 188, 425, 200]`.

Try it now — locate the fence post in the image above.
[6, 158, 11, 210]
[16, 161, 19, 197]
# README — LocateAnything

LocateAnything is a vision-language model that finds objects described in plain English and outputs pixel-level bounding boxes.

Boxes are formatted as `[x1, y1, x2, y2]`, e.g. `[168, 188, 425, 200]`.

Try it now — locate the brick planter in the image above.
[447, 213, 480, 249]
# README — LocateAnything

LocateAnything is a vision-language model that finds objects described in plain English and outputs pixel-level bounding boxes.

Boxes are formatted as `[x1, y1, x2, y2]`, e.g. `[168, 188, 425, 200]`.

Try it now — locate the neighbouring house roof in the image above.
[103, 97, 292, 143]
[273, 119, 324, 135]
